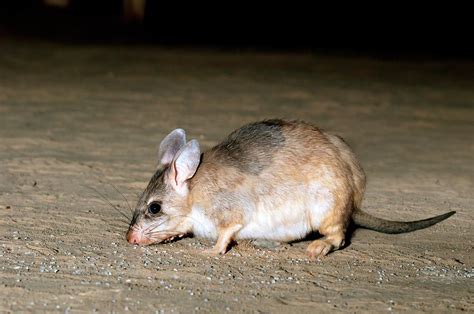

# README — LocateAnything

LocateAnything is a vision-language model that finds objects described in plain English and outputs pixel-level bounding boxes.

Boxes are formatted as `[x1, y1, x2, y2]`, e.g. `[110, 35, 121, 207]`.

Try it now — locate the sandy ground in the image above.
[0, 39, 473, 313]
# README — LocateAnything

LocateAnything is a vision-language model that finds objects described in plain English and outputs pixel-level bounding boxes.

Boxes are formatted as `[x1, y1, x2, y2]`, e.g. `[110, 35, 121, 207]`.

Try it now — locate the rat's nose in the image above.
[126, 230, 140, 244]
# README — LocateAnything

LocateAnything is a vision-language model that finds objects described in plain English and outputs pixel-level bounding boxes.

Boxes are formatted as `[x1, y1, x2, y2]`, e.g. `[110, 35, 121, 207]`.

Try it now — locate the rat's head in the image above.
[126, 129, 201, 245]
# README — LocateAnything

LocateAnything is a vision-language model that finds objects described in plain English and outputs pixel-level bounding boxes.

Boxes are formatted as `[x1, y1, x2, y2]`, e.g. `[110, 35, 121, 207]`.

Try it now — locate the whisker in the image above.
[129, 224, 139, 231]
[102, 217, 130, 226]
[146, 231, 180, 239]
[86, 172, 136, 214]
[142, 213, 206, 236]
[110, 206, 133, 222]
[83, 185, 132, 221]
[108, 182, 134, 214]
[116, 218, 131, 226]
[143, 217, 171, 235]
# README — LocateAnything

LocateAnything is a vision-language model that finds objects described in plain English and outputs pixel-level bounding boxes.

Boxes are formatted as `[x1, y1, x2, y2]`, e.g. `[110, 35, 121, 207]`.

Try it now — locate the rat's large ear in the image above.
[158, 129, 186, 166]
[169, 140, 201, 192]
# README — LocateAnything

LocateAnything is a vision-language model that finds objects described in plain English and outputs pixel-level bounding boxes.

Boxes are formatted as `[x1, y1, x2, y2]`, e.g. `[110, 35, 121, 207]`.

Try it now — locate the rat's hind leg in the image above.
[204, 224, 243, 255]
[307, 201, 351, 259]
[306, 226, 346, 259]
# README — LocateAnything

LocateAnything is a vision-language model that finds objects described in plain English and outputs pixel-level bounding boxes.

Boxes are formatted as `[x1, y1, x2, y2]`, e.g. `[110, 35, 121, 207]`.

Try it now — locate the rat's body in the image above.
[127, 119, 455, 258]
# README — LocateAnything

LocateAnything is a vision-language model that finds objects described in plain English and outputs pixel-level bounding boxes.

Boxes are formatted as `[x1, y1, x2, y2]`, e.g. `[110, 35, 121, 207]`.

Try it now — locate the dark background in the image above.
[1, 0, 472, 59]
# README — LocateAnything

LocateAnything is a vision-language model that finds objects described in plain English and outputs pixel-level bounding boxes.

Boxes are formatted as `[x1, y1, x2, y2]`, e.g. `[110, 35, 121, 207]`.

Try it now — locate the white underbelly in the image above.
[237, 183, 334, 241]
[189, 182, 334, 242]
[237, 215, 312, 241]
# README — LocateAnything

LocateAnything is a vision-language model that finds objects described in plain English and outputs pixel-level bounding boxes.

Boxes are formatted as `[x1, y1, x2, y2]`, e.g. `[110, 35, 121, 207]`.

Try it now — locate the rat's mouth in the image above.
[126, 229, 185, 245]
[161, 233, 186, 243]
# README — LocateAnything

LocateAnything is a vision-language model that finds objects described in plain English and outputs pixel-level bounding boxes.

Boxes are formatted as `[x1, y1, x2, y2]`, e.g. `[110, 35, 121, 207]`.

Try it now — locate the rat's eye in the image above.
[148, 202, 162, 215]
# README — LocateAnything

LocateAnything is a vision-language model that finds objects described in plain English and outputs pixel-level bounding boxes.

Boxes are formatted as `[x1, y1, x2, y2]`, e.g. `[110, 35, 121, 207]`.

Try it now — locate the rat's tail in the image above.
[352, 209, 455, 234]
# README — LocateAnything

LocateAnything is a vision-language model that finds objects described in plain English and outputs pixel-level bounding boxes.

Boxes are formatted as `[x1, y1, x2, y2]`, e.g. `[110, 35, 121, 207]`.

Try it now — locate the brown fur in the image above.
[184, 120, 362, 257]
[127, 119, 454, 258]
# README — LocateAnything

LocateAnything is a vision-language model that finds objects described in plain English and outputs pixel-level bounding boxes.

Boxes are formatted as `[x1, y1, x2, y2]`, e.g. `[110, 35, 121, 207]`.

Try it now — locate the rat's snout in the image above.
[126, 227, 155, 245]
[126, 229, 142, 245]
